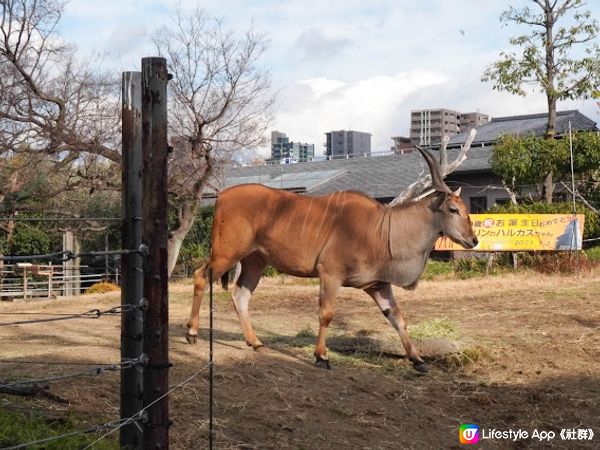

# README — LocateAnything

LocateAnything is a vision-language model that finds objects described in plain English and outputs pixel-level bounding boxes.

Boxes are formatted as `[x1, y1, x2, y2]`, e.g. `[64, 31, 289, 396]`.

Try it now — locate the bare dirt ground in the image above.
[1, 270, 599, 449]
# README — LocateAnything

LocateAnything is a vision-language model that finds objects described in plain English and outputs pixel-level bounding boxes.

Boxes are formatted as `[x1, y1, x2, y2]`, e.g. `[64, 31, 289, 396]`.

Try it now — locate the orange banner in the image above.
[435, 214, 585, 251]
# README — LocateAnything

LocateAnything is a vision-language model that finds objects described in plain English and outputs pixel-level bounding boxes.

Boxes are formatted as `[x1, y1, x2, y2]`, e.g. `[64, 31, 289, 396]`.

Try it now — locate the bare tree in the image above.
[153, 5, 275, 275]
[0, 0, 121, 213]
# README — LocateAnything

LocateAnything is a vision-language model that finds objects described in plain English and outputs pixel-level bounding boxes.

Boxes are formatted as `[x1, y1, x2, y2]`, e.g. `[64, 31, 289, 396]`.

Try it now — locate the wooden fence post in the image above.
[141, 57, 170, 449]
[121, 70, 145, 449]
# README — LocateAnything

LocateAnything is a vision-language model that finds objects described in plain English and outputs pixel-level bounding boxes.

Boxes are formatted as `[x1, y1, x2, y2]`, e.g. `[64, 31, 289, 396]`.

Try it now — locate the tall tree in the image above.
[153, 5, 275, 275]
[0, 0, 121, 212]
[492, 131, 600, 205]
[482, 0, 600, 203]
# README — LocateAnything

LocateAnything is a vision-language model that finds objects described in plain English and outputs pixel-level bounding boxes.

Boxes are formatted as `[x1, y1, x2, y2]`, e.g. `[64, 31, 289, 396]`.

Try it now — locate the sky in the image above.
[60, 0, 600, 157]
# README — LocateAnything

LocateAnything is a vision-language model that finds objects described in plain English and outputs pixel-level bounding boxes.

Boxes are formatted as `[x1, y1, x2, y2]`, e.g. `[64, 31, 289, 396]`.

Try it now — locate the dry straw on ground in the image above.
[0, 269, 599, 449]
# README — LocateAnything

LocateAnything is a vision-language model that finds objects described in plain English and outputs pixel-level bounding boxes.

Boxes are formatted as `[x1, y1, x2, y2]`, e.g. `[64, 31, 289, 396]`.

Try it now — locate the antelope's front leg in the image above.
[365, 283, 427, 373]
[314, 274, 340, 369]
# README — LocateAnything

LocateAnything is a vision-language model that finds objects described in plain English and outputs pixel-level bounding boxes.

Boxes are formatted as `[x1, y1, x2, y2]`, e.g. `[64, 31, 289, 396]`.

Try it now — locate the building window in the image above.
[469, 197, 488, 213]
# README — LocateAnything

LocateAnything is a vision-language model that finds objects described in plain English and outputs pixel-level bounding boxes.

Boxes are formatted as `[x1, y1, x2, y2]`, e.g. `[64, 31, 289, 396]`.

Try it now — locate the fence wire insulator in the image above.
[131, 354, 149, 368]
[139, 298, 149, 311]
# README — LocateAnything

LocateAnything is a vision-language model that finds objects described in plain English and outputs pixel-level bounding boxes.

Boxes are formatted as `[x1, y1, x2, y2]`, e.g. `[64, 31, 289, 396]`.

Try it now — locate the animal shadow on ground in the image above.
[170, 348, 599, 450]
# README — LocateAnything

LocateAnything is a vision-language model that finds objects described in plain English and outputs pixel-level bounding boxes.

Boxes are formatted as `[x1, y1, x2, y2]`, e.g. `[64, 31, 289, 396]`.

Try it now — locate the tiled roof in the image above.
[448, 110, 597, 147]
[220, 147, 493, 199]
[216, 110, 596, 200]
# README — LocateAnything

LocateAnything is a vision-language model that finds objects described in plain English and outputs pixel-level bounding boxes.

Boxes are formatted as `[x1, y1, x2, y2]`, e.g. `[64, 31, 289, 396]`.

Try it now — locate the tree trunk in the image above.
[543, 171, 554, 204]
[167, 200, 200, 277]
[5, 219, 16, 252]
[502, 180, 518, 205]
[542, 93, 557, 204]
[542, 5, 556, 205]
[545, 98, 557, 138]
[544, 2, 557, 139]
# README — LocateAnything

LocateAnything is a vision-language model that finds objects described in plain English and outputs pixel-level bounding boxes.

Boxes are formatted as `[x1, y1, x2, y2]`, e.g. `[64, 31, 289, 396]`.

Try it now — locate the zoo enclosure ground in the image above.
[0, 270, 598, 449]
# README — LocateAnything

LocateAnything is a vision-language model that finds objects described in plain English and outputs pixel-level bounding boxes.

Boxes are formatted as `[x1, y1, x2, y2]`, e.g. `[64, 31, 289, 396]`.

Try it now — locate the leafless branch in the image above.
[560, 181, 599, 213]
[390, 129, 477, 205]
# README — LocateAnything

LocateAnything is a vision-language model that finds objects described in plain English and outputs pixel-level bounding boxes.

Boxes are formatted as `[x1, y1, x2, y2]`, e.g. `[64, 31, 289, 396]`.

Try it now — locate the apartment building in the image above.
[270, 131, 315, 163]
[410, 108, 488, 146]
[325, 130, 371, 159]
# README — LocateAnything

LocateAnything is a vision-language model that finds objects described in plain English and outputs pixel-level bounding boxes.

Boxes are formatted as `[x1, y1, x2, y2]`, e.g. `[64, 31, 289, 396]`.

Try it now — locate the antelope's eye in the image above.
[449, 206, 459, 214]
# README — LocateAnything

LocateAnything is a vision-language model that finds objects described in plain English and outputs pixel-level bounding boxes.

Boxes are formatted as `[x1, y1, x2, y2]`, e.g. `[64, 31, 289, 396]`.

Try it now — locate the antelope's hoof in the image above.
[185, 333, 197, 344]
[413, 361, 428, 373]
[253, 344, 266, 353]
[315, 356, 331, 370]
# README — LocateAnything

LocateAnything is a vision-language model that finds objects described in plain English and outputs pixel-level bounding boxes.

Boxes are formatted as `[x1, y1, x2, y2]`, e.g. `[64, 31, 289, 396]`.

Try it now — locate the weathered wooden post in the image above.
[47, 265, 53, 298]
[141, 57, 170, 449]
[22, 265, 28, 299]
[62, 231, 73, 296]
[121, 70, 145, 449]
[62, 231, 81, 295]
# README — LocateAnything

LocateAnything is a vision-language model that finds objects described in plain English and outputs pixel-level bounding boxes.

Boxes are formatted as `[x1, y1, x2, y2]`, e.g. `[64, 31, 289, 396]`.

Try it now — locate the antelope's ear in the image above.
[453, 187, 462, 197]
[430, 192, 447, 211]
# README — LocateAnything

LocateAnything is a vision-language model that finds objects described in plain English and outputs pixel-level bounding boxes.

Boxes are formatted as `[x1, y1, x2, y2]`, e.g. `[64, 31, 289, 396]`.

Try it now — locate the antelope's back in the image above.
[211, 184, 383, 276]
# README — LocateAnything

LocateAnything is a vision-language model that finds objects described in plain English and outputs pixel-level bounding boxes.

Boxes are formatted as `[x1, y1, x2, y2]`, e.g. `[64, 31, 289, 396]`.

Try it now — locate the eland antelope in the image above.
[186, 146, 478, 372]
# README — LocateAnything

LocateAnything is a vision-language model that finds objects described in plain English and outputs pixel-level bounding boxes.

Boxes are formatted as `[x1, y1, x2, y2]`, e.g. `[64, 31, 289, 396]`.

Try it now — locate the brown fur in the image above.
[186, 154, 478, 372]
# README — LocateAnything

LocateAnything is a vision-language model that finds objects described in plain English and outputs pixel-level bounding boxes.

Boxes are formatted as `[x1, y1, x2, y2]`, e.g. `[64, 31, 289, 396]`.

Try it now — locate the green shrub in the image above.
[174, 242, 207, 277]
[422, 259, 454, 280]
[586, 246, 600, 262]
[262, 265, 280, 277]
[453, 257, 489, 278]
[10, 225, 51, 257]
[84, 281, 120, 294]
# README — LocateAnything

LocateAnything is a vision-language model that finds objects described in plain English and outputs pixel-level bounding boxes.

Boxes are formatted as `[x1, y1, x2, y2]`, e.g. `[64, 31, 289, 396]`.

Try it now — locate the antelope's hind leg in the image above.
[186, 256, 239, 344]
[231, 252, 267, 351]
[365, 284, 428, 373]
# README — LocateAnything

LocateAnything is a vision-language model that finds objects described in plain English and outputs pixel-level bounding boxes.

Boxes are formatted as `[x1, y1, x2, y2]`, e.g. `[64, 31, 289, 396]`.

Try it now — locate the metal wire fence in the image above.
[0, 243, 145, 448]
[0, 354, 212, 450]
[0, 300, 146, 449]
[0, 245, 143, 300]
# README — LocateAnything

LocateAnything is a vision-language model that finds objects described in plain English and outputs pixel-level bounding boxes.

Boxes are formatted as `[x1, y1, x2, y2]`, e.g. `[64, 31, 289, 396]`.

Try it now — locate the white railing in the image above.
[0, 263, 118, 300]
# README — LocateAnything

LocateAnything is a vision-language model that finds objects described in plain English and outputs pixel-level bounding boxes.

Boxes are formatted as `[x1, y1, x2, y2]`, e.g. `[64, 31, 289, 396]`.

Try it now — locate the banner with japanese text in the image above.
[435, 214, 585, 251]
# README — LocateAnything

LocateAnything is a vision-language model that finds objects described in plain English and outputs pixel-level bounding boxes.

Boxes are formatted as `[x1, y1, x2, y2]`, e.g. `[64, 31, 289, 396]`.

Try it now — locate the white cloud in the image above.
[272, 70, 448, 154]
[58, 0, 599, 159]
[295, 28, 353, 61]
